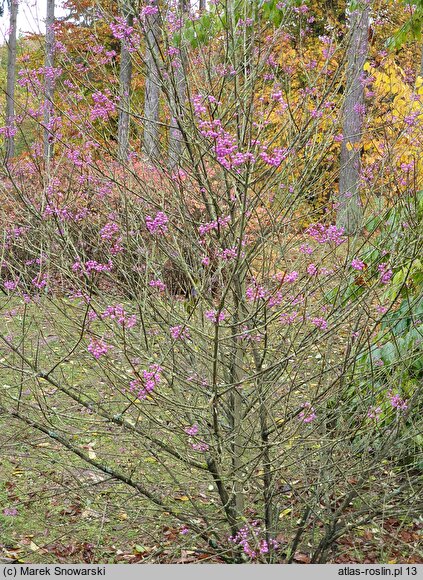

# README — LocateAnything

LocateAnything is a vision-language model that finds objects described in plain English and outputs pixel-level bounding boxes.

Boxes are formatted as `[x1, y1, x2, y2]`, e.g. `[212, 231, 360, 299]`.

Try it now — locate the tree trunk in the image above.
[4, 0, 18, 162]
[168, 0, 189, 169]
[337, 2, 369, 235]
[143, 8, 160, 160]
[199, 0, 206, 11]
[118, 6, 133, 162]
[44, 0, 55, 162]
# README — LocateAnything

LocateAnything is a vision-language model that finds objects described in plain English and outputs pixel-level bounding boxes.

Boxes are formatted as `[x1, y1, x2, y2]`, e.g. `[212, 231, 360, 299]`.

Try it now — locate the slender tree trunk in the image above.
[199, 0, 206, 11]
[337, 1, 369, 235]
[4, 0, 18, 161]
[143, 8, 160, 160]
[168, 0, 189, 169]
[118, 5, 133, 162]
[44, 0, 55, 162]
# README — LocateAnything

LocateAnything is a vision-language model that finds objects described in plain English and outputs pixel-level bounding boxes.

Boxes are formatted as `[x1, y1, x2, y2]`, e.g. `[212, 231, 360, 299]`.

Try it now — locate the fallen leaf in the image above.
[293, 552, 311, 564]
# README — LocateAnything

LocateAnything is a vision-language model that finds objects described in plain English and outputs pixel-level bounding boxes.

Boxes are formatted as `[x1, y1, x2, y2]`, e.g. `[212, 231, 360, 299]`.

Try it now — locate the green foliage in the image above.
[386, 0, 423, 49]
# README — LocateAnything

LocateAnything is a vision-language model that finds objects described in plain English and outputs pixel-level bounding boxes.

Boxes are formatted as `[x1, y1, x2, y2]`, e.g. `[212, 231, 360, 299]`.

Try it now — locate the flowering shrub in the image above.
[0, 0, 421, 564]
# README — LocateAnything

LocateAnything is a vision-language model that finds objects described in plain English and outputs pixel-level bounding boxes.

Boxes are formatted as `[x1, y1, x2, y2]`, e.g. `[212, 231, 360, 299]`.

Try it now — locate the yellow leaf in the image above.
[176, 495, 189, 502]
[279, 508, 292, 519]
[29, 541, 40, 552]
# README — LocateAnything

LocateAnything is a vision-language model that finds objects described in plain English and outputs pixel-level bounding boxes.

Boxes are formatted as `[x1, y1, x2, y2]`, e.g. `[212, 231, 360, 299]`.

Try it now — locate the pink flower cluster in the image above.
[367, 406, 382, 421]
[31, 273, 47, 290]
[102, 304, 137, 328]
[229, 522, 279, 560]
[299, 243, 314, 255]
[246, 280, 267, 302]
[274, 271, 298, 284]
[310, 317, 328, 330]
[0, 124, 17, 138]
[72, 259, 113, 274]
[279, 311, 298, 325]
[205, 309, 226, 324]
[170, 325, 190, 341]
[100, 221, 119, 240]
[3, 507, 18, 517]
[298, 401, 317, 423]
[100, 221, 123, 255]
[191, 442, 209, 452]
[90, 91, 116, 121]
[129, 364, 162, 400]
[388, 392, 408, 412]
[146, 211, 168, 235]
[140, 3, 159, 19]
[217, 246, 238, 261]
[306, 223, 346, 246]
[88, 337, 112, 359]
[351, 258, 365, 271]
[184, 424, 198, 436]
[378, 263, 392, 285]
[259, 146, 288, 167]
[268, 291, 283, 308]
[110, 16, 134, 40]
[198, 215, 231, 236]
[195, 107, 254, 170]
[149, 279, 166, 292]
[4, 280, 19, 291]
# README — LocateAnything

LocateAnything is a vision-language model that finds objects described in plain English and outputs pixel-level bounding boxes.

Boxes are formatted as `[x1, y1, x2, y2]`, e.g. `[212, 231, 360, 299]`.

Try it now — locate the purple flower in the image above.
[90, 91, 116, 121]
[367, 406, 382, 421]
[388, 392, 408, 412]
[170, 325, 190, 341]
[129, 364, 162, 400]
[311, 317, 328, 330]
[306, 223, 346, 246]
[88, 337, 112, 359]
[299, 402, 317, 423]
[205, 310, 226, 324]
[4, 280, 18, 291]
[378, 263, 392, 285]
[285, 271, 299, 283]
[185, 424, 198, 436]
[149, 279, 166, 292]
[3, 507, 18, 517]
[146, 212, 168, 235]
[191, 442, 209, 452]
[351, 259, 365, 271]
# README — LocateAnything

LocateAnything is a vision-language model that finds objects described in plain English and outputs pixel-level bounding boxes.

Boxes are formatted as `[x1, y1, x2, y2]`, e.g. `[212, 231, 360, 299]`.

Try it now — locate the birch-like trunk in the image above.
[337, 2, 369, 235]
[143, 9, 160, 160]
[168, 0, 189, 169]
[4, 0, 18, 161]
[118, 6, 133, 162]
[44, 0, 55, 162]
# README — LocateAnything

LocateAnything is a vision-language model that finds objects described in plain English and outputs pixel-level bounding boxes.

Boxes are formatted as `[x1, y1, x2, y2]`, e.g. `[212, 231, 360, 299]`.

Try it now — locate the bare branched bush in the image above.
[1, 0, 421, 564]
